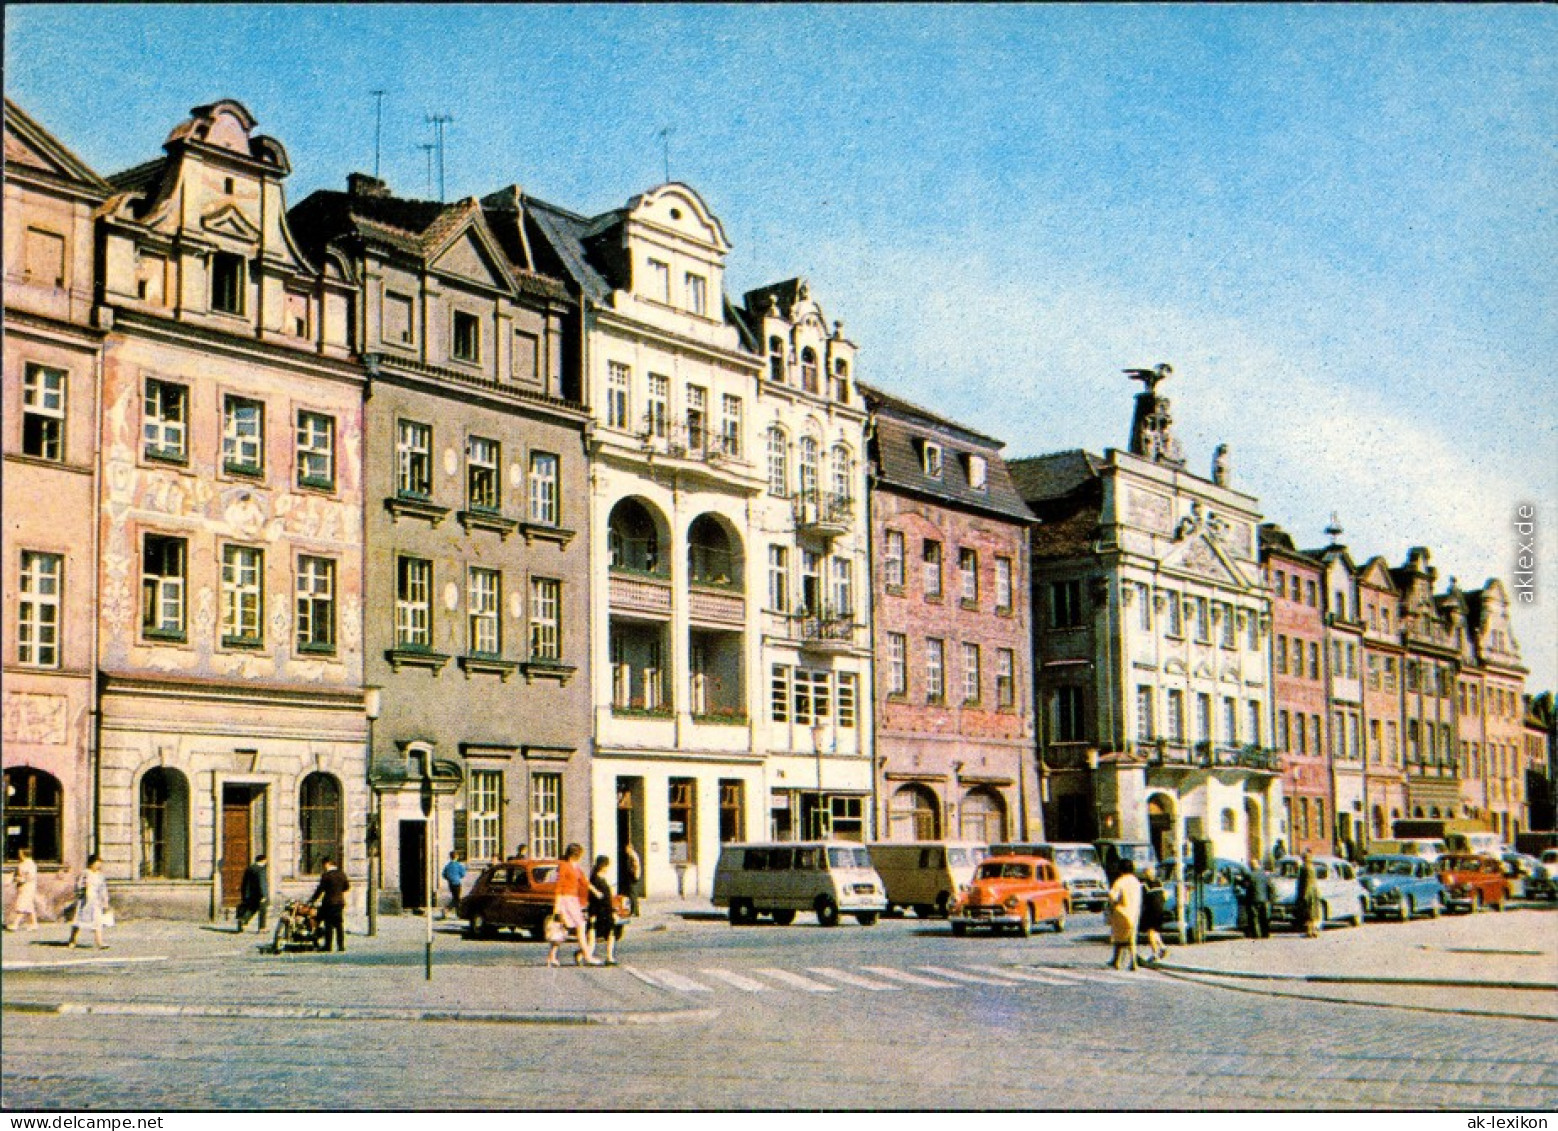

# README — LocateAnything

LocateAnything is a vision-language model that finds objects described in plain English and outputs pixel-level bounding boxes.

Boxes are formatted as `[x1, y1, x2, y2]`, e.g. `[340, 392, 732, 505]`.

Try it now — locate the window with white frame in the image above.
[22, 364, 66, 461]
[452, 310, 480, 363]
[1223, 697, 1238, 744]
[831, 445, 853, 502]
[886, 632, 907, 695]
[1137, 583, 1152, 630]
[1166, 590, 1183, 636]
[211, 252, 245, 315]
[222, 395, 264, 476]
[962, 643, 981, 704]
[685, 385, 707, 450]
[685, 272, 707, 316]
[396, 557, 432, 648]
[720, 394, 742, 457]
[791, 668, 831, 727]
[143, 379, 189, 462]
[995, 557, 1014, 612]
[959, 548, 978, 604]
[966, 453, 987, 490]
[996, 648, 1015, 708]
[1167, 690, 1185, 741]
[1220, 604, 1236, 648]
[295, 555, 335, 653]
[1246, 611, 1260, 650]
[296, 411, 335, 490]
[530, 773, 561, 859]
[767, 336, 786, 383]
[831, 557, 853, 620]
[646, 374, 669, 438]
[397, 420, 432, 497]
[468, 568, 501, 656]
[766, 427, 789, 496]
[528, 452, 558, 525]
[837, 673, 858, 728]
[920, 440, 942, 478]
[923, 540, 943, 599]
[767, 545, 790, 613]
[1136, 686, 1155, 741]
[1193, 597, 1210, 643]
[141, 534, 186, 638]
[800, 347, 819, 394]
[800, 549, 821, 613]
[771, 663, 790, 722]
[467, 436, 500, 512]
[220, 545, 264, 646]
[1247, 701, 1262, 747]
[1195, 693, 1212, 742]
[798, 436, 819, 500]
[606, 362, 631, 430]
[926, 637, 945, 702]
[885, 530, 905, 588]
[645, 259, 670, 303]
[467, 769, 502, 862]
[16, 551, 62, 667]
[530, 577, 560, 661]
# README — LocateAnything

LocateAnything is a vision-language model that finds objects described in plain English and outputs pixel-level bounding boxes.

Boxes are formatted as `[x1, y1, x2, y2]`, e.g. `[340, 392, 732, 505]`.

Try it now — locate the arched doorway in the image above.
[959, 787, 1006, 843]
[889, 784, 939, 841]
[139, 767, 190, 878]
[1147, 793, 1177, 862]
[1244, 797, 1263, 865]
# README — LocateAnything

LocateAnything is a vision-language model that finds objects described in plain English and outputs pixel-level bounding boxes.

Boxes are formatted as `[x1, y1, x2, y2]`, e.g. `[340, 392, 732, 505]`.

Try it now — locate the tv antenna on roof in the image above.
[426, 113, 453, 201]
[418, 142, 437, 200]
[371, 90, 386, 179]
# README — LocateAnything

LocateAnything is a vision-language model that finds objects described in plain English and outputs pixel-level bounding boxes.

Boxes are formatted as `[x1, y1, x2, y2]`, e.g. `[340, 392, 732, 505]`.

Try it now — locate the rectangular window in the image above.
[528, 452, 559, 525]
[396, 557, 432, 648]
[452, 310, 480, 362]
[1137, 584, 1152, 631]
[1311, 714, 1323, 756]
[995, 557, 1014, 612]
[141, 534, 187, 639]
[959, 548, 978, 605]
[831, 557, 853, 619]
[885, 531, 906, 589]
[1247, 613, 1260, 651]
[1193, 597, 1210, 643]
[920, 441, 942, 478]
[685, 272, 707, 316]
[531, 773, 561, 860]
[21, 364, 66, 461]
[668, 779, 695, 865]
[962, 642, 981, 704]
[143, 379, 189, 462]
[1279, 710, 1291, 751]
[468, 770, 502, 863]
[685, 385, 707, 451]
[1166, 591, 1183, 637]
[837, 673, 857, 729]
[295, 411, 335, 490]
[1346, 642, 1357, 679]
[923, 540, 943, 600]
[16, 551, 62, 667]
[469, 568, 501, 656]
[1136, 686, 1155, 741]
[767, 545, 790, 613]
[1223, 697, 1238, 743]
[1305, 580, 1317, 607]
[766, 428, 789, 496]
[966, 453, 987, 490]
[1247, 701, 1262, 746]
[1051, 580, 1082, 628]
[647, 374, 669, 438]
[1276, 636, 1288, 675]
[467, 436, 500, 512]
[397, 420, 432, 497]
[719, 394, 742, 457]
[211, 251, 245, 315]
[646, 259, 670, 303]
[771, 663, 790, 723]
[1220, 604, 1236, 648]
[606, 362, 632, 430]
[1195, 694, 1212, 742]
[295, 555, 335, 653]
[719, 780, 745, 843]
[1167, 690, 1185, 742]
[797, 669, 830, 727]
[530, 578, 560, 661]
[1308, 642, 1320, 680]
[24, 227, 66, 285]
[1056, 686, 1085, 742]
[220, 545, 264, 646]
[926, 637, 945, 702]
[996, 648, 1015, 708]
[383, 292, 414, 345]
[886, 632, 907, 696]
[222, 395, 265, 476]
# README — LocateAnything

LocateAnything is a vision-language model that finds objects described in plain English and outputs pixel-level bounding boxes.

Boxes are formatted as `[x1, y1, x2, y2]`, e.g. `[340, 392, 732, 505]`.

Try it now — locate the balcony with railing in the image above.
[793, 491, 853, 539]
[1145, 740, 1281, 773]
[793, 609, 858, 655]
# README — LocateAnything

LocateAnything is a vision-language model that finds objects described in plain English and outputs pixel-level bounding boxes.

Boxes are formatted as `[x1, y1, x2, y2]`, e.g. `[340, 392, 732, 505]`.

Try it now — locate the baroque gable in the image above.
[429, 225, 512, 292]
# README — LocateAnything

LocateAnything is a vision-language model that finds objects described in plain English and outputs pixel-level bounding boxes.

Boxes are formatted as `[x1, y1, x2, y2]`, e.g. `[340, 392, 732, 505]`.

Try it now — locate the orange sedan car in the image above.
[950, 855, 1069, 937]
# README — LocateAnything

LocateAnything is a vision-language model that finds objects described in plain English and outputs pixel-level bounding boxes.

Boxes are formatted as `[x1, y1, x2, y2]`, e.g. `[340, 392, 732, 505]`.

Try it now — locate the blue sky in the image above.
[8, 4, 1556, 687]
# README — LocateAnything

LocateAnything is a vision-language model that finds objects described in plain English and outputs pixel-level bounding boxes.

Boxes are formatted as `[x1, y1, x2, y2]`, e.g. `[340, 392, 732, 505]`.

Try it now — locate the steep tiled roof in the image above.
[524, 197, 613, 304]
[1007, 450, 1106, 503]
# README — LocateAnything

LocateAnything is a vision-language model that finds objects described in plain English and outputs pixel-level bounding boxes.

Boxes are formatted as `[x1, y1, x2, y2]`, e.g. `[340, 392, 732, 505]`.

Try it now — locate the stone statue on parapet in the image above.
[1125, 363, 1185, 468]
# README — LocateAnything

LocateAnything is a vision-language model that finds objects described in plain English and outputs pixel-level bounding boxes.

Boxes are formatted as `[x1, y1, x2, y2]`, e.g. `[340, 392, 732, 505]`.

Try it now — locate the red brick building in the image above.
[864, 386, 1038, 844]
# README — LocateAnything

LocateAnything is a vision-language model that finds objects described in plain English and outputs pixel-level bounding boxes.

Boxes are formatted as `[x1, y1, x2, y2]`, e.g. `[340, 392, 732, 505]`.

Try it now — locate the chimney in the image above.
[348, 172, 391, 199]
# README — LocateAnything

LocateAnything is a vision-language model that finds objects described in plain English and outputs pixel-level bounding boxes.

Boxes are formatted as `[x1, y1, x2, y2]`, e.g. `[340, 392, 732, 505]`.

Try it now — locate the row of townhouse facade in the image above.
[4, 98, 1043, 918]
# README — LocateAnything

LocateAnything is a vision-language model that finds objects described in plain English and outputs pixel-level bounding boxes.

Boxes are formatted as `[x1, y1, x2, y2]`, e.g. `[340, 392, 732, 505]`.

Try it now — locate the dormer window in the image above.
[646, 259, 670, 303]
[921, 441, 943, 478]
[800, 348, 819, 394]
[966, 454, 987, 490]
[452, 310, 480, 363]
[768, 337, 785, 384]
[211, 252, 245, 315]
[685, 272, 707, 316]
[831, 358, 850, 404]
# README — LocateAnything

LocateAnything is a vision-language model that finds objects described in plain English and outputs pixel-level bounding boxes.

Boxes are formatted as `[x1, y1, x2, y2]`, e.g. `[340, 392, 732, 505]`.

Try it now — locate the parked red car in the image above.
[950, 855, 1069, 937]
[1435, 854, 1509, 913]
[460, 859, 629, 939]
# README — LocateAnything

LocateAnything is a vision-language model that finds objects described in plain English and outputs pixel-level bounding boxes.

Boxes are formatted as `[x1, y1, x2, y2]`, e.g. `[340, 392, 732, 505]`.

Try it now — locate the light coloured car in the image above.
[712, 841, 887, 927]
[1270, 855, 1368, 929]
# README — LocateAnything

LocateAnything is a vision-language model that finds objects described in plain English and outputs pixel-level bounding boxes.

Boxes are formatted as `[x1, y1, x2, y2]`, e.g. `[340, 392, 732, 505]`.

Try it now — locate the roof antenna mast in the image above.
[427, 113, 453, 201]
[418, 142, 436, 200]
[371, 90, 386, 179]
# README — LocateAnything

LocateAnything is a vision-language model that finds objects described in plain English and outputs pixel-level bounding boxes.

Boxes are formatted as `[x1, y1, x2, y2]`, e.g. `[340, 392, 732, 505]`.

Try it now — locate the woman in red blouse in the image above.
[549, 843, 599, 966]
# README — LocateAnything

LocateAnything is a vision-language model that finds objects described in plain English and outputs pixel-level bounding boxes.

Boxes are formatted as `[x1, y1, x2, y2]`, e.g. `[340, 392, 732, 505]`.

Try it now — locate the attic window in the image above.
[223, 177, 235, 195]
[211, 252, 245, 315]
[966, 454, 987, 490]
[646, 259, 670, 303]
[452, 310, 480, 363]
[768, 337, 785, 384]
[921, 441, 943, 478]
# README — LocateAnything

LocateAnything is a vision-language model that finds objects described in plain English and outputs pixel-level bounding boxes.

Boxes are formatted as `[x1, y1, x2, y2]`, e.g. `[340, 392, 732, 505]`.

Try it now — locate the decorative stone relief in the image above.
[4, 692, 69, 745]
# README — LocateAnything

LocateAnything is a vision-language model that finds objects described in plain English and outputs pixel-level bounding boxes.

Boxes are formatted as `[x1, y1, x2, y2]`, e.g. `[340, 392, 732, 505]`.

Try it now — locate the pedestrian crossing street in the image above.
[622, 962, 1159, 996]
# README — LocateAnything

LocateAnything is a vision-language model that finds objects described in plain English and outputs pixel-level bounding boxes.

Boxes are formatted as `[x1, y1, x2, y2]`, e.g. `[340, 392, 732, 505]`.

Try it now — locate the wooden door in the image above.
[220, 790, 252, 907]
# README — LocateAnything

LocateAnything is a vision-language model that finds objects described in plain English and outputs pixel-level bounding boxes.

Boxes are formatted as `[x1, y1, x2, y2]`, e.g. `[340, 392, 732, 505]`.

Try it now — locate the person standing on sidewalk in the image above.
[1296, 850, 1323, 938]
[66, 855, 111, 950]
[6, 847, 40, 932]
[310, 857, 350, 952]
[621, 842, 642, 917]
[235, 853, 270, 933]
[586, 855, 619, 966]
[551, 843, 597, 966]
[1107, 858, 1143, 970]
[441, 852, 467, 921]
[1138, 866, 1169, 963]
[1246, 864, 1273, 939]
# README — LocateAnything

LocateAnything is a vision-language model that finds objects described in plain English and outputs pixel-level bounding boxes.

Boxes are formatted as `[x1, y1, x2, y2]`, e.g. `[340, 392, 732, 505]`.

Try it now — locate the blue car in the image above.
[1360, 854, 1445, 920]
[1158, 858, 1252, 943]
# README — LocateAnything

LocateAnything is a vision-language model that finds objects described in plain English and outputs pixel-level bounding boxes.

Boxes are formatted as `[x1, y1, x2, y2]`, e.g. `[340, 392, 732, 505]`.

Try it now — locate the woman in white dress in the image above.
[6, 847, 39, 931]
[66, 854, 111, 949]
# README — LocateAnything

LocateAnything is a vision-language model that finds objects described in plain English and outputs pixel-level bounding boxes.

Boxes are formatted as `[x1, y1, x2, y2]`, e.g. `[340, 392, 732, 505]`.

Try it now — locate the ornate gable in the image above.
[429, 224, 512, 292]
[200, 202, 262, 243]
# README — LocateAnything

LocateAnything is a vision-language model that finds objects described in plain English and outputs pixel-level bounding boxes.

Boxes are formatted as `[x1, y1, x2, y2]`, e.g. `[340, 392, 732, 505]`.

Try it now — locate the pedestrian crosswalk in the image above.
[621, 962, 1162, 996]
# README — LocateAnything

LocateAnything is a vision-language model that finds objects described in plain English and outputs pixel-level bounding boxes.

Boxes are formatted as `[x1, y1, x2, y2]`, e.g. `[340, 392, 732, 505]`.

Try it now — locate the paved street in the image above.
[3, 902, 1556, 1110]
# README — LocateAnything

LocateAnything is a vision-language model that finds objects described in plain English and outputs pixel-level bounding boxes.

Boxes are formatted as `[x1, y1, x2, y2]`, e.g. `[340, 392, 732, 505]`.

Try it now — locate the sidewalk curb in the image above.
[1154, 962, 1558, 992]
[2, 1000, 718, 1026]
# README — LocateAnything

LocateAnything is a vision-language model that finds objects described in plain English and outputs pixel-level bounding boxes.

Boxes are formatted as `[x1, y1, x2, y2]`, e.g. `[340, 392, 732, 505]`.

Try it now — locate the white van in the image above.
[868, 841, 986, 918]
[712, 841, 888, 927]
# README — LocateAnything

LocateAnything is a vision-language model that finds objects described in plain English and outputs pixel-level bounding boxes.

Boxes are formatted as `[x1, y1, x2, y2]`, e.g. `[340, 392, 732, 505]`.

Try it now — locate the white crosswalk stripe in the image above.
[621, 964, 668, 989]
[1026, 966, 1089, 984]
[914, 964, 1022, 987]
[699, 968, 771, 993]
[966, 964, 1072, 986]
[622, 966, 713, 992]
[860, 965, 962, 988]
[806, 966, 901, 991]
[753, 967, 838, 993]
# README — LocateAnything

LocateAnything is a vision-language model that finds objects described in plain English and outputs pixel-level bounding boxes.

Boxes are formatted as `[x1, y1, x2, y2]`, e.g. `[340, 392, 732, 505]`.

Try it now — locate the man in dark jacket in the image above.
[236, 853, 269, 932]
[310, 858, 350, 952]
[1247, 865, 1274, 939]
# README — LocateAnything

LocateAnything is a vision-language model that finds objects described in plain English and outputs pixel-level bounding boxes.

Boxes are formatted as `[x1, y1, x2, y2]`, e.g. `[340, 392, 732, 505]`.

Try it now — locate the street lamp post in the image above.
[364, 687, 381, 938]
[812, 722, 826, 839]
